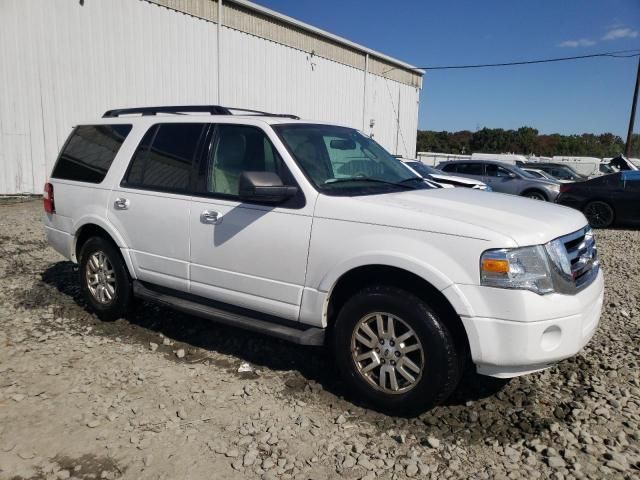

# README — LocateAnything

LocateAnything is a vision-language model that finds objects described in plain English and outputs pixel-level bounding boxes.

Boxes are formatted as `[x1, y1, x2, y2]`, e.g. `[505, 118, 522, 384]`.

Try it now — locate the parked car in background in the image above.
[521, 162, 586, 182]
[551, 156, 602, 178]
[470, 153, 528, 165]
[437, 160, 561, 201]
[521, 168, 563, 183]
[608, 155, 639, 172]
[43, 105, 603, 414]
[556, 171, 640, 228]
[402, 160, 492, 191]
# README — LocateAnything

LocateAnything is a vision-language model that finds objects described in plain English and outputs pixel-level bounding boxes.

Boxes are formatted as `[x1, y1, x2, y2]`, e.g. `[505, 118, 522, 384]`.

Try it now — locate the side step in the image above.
[132, 281, 325, 346]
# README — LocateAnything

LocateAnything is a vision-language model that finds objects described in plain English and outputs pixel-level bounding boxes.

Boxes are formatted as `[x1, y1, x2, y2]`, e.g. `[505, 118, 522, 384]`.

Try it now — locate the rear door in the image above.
[188, 124, 313, 321]
[108, 122, 208, 291]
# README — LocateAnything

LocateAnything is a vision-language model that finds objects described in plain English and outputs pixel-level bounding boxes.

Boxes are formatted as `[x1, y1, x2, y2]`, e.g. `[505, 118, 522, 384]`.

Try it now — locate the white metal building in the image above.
[0, 0, 423, 195]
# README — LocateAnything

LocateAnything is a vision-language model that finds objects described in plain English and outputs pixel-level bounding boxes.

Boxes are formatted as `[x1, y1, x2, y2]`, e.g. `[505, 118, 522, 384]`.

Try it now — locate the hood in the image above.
[315, 188, 588, 247]
[429, 173, 484, 187]
[527, 177, 561, 188]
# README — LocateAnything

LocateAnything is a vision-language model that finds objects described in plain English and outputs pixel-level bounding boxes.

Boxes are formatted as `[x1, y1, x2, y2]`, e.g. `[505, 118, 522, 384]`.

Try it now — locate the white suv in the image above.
[43, 106, 604, 413]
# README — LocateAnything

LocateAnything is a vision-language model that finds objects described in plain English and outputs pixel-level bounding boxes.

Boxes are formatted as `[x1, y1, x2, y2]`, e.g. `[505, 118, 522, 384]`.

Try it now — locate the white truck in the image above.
[43, 105, 603, 413]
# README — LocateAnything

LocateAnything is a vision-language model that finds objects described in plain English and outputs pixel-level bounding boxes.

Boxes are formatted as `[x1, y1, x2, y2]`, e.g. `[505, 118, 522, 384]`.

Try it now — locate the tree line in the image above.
[416, 127, 640, 158]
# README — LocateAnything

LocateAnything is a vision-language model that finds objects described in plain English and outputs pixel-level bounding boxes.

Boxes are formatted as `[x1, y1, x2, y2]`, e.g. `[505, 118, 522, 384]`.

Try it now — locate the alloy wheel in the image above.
[584, 201, 613, 228]
[526, 192, 545, 201]
[85, 251, 116, 304]
[350, 312, 424, 394]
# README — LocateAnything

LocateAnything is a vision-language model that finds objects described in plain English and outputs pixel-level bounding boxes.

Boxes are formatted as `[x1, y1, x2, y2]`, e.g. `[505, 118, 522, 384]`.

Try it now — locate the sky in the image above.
[252, 0, 640, 137]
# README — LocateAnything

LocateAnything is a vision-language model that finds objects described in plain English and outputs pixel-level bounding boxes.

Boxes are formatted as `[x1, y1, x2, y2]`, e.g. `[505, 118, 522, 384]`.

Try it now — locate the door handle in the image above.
[200, 210, 223, 225]
[114, 198, 130, 210]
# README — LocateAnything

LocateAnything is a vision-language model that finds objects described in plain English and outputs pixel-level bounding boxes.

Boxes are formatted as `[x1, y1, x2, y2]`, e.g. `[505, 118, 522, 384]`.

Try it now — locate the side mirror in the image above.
[508, 172, 517, 179]
[238, 171, 298, 204]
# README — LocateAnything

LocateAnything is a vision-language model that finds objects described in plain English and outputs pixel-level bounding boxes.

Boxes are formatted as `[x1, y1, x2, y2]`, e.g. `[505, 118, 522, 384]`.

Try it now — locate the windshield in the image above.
[274, 124, 428, 195]
[512, 166, 537, 179]
[525, 169, 544, 178]
[555, 167, 581, 180]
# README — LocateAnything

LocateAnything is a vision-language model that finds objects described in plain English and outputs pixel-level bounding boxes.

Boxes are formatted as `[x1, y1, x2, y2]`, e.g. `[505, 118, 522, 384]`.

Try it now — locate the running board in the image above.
[132, 281, 325, 346]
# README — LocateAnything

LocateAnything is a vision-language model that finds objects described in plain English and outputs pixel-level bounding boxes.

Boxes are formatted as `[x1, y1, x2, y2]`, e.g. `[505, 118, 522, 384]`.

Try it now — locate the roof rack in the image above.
[102, 105, 300, 120]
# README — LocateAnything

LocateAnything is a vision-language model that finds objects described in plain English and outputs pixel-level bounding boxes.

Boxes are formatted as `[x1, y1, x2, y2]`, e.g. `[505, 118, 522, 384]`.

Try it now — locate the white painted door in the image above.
[108, 122, 208, 291]
[189, 124, 313, 321]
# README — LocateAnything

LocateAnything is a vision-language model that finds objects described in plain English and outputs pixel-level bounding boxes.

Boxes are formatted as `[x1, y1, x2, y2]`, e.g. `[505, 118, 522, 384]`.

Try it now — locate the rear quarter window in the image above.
[51, 125, 132, 183]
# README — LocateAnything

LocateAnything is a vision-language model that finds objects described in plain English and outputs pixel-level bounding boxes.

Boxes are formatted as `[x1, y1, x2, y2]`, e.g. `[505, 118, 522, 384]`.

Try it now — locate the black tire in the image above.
[78, 236, 132, 321]
[583, 200, 614, 228]
[522, 189, 548, 201]
[332, 286, 462, 415]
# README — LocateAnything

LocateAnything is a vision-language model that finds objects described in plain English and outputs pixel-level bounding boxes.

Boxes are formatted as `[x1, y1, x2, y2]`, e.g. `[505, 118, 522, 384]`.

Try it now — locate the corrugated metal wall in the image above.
[0, 0, 420, 194]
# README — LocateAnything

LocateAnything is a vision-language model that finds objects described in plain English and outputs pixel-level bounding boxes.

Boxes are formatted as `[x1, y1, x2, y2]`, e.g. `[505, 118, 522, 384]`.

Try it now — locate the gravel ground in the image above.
[0, 199, 639, 480]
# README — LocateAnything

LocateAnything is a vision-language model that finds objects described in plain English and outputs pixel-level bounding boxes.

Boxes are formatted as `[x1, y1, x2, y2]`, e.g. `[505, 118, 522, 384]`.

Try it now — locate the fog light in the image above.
[540, 325, 562, 352]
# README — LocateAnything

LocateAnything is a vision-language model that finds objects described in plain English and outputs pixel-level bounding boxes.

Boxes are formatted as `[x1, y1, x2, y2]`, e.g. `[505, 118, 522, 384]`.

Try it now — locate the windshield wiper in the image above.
[324, 177, 420, 189]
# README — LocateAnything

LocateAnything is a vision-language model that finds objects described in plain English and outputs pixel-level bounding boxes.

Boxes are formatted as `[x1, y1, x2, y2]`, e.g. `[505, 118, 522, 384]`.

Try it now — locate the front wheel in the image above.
[522, 190, 547, 201]
[79, 236, 132, 321]
[333, 286, 462, 414]
[583, 200, 614, 228]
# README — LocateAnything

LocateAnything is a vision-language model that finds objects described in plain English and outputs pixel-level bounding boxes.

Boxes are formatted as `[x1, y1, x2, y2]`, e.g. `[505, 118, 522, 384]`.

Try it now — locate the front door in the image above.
[484, 163, 518, 194]
[189, 124, 313, 321]
[613, 173, 640, 223]
[108, 122, 207, 291]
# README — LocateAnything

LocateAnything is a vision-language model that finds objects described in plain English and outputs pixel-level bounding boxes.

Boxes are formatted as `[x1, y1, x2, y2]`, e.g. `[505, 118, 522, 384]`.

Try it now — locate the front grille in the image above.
[558, 227, 599, 290]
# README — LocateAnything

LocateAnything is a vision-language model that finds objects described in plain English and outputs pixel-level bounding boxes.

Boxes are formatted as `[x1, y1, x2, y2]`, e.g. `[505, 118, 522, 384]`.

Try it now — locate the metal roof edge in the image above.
[228, 0, 424, 76]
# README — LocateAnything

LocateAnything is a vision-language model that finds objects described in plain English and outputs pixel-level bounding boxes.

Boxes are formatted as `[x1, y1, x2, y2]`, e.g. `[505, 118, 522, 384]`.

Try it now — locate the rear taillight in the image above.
[43, 182, 55, 213]
[559, 184, 572, 194]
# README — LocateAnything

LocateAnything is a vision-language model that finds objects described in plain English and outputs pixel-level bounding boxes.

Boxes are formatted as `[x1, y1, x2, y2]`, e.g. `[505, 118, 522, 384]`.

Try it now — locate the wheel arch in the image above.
[520, 188, 548, 200]
[325, 264, 471, 358]
[73, 218, 136, 279]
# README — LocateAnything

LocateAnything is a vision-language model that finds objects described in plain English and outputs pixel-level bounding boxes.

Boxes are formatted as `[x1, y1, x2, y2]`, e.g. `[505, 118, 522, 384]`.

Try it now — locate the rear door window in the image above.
[51, 124, 132, 183]
[123, 123, 206, 192]
[440, 163, 458, 173]
[456, 163, 484, 176]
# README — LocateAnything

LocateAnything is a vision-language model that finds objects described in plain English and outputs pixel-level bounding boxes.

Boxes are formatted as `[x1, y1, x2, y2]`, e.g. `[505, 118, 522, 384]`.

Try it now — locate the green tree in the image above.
[415, 127, 629, 158]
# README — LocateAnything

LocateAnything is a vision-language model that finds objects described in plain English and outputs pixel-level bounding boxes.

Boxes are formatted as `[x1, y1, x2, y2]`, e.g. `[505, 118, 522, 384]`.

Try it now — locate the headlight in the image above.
[548, 184, 560, 191]
[480, 246, 554, 294]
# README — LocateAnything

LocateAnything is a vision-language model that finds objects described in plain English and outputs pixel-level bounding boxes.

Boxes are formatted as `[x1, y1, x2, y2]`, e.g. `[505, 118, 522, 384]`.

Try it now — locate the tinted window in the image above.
[550, 168, 573, 180]
[124, 123, 205, 192]
[51, 125, 132, 183]
[206, 125, 291, 197]
[456, 163, 484, 176]
[440, 163, 458, 173]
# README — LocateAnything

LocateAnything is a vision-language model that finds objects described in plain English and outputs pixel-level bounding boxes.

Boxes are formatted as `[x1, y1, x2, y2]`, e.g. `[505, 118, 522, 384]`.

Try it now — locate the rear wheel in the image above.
[522, 190, 547, 201]
[333, 286, 462, 414]
[79, 236, 132, 321]
[583, 200, 614, 228]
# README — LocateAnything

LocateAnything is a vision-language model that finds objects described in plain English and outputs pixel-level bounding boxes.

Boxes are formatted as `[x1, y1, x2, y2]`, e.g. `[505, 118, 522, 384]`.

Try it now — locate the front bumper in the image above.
[458, 270, 604, 378]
